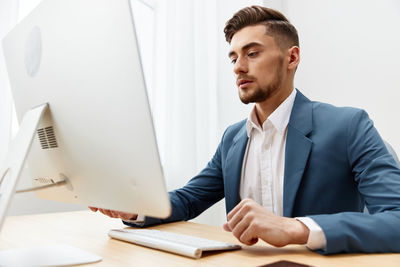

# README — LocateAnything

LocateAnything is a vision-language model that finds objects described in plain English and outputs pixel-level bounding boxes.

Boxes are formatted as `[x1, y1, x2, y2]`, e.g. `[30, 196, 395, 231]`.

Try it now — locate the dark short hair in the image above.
[224, 6, 299, 50]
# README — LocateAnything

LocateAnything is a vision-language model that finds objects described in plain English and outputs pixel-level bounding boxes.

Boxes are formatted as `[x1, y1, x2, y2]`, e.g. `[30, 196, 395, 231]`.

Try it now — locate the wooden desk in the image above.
[1, 211, 399, 266]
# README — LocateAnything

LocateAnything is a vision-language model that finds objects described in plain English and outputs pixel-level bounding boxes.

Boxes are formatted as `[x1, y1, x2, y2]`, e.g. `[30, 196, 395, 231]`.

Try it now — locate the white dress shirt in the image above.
[239, 89, 326, 250]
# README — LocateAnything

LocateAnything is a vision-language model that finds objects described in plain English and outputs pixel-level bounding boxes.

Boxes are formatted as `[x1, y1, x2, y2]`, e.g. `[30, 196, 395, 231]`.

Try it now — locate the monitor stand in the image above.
[0, 103, 101, 266]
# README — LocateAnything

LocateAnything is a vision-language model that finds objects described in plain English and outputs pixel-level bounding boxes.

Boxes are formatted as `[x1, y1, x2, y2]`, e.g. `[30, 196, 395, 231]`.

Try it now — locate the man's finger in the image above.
[109, 210, 119, 218]
[119, 212, 136, 221]
[88, 207, 98, 212]
[99, 209, 114, 218]
[227, 198, 249, 220]
[227, 201, 253, 231]
[230, 212, 253, 240]
[227, 212, 242, 233]
[223, 222, 231, 232]
[110, 210, 123, 219]
[240, 226, 259, 246]
[119, 212, 135, 221]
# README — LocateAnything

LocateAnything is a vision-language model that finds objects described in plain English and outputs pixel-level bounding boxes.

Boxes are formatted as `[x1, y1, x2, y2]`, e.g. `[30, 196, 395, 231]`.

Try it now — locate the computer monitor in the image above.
[1, 0, 171, 226]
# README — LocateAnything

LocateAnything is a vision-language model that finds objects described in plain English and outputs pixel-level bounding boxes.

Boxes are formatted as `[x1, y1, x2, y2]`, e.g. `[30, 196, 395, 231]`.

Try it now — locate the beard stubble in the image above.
[239, 58, 284, 104]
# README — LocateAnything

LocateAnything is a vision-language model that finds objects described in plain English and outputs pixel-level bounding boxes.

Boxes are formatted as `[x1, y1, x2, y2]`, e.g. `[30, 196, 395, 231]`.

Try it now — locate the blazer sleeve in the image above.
[124, 130, 226, 228]
[309, 109, 400, 254]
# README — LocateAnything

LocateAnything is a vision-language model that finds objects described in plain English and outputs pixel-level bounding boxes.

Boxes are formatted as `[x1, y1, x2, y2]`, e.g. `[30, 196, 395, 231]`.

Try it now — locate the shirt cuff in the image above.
[122, 214, 145, 225]
[295, 217, 327, 250]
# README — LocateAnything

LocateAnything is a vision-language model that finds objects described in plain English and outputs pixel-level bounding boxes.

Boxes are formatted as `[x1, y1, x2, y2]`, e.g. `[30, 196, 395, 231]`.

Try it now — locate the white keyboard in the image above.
[108, 229, 241, 259]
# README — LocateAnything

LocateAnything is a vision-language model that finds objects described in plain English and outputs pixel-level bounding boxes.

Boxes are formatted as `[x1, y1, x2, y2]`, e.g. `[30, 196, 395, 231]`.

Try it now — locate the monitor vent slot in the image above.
[37, 126, 58, 149]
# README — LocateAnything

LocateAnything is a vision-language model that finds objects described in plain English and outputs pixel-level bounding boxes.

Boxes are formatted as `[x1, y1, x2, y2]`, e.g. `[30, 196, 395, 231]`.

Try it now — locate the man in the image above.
[90, 6, 400, 254]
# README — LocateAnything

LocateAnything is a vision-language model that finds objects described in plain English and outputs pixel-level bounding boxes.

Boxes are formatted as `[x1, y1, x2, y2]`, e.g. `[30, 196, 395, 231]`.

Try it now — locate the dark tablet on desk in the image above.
[258, 260, 312, 267]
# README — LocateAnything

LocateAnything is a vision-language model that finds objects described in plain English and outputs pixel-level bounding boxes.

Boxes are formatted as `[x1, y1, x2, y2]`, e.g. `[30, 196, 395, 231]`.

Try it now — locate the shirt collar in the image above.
[246, 89, 297, 137]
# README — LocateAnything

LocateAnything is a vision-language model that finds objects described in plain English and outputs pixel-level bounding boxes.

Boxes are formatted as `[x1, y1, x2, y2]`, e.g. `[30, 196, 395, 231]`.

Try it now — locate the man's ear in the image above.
[287, 46, 300, 71]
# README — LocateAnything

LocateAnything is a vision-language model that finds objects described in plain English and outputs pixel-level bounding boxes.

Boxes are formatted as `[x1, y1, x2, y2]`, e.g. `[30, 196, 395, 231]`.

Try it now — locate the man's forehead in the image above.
[229, 25, 274, 55]
[229, 42, 264, 58]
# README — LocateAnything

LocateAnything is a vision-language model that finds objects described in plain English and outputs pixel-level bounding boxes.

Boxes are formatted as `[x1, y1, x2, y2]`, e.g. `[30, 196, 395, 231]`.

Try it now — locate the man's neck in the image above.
[255, 86, 294, 127]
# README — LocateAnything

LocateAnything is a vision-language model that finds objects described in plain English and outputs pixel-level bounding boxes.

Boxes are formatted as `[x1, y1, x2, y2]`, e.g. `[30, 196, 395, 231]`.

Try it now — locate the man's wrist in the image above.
[288, 218, 310, 245]
[295, 217, 327, 250]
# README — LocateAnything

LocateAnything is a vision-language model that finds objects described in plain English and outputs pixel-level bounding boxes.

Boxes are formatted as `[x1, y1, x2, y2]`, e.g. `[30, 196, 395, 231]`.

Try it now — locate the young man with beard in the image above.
[90, 6, 400, 254]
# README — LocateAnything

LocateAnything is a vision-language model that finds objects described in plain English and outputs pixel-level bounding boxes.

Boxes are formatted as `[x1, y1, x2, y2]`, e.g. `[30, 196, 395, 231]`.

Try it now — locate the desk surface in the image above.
[1, 210, 399, 266]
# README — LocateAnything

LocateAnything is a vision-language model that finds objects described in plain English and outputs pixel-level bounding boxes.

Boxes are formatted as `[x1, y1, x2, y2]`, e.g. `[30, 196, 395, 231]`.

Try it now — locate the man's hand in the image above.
[89, 207, 138, 221]
[223, 199, 309, 247]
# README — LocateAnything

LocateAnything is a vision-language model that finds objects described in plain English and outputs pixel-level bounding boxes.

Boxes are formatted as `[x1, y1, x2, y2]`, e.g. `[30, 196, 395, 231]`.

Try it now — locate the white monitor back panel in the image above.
[2, 0, 171, 217]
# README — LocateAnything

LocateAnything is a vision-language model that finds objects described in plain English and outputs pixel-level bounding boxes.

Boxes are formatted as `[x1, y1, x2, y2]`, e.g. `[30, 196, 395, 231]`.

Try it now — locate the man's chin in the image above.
[239, 98, 251, 104]
[239, 88, 272, 104]
[239, 94, 265, 104]
[239, 91, 255, 104]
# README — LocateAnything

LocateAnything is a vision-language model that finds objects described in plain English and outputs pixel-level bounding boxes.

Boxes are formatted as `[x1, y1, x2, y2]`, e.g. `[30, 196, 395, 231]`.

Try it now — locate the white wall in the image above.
[287, 0, 400, 152]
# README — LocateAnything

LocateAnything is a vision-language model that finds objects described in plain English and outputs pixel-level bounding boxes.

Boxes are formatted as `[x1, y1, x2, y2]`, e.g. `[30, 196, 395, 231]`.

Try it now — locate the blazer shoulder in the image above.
[312, 101, 368, 121]
[222, 119, 247, 142]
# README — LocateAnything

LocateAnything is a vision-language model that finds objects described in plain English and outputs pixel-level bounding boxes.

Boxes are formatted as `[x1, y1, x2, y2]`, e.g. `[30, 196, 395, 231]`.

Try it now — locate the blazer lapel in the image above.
[224, 125, 248, 213]
[283, 90, 313, 217]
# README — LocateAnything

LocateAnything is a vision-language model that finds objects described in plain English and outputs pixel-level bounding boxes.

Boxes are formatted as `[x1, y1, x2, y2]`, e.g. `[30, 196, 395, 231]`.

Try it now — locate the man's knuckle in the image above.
[251, 221, 260, 231]
[232, 229, 241, 238]
[243, 203, 251, 212]
[247, 211, 255, 220]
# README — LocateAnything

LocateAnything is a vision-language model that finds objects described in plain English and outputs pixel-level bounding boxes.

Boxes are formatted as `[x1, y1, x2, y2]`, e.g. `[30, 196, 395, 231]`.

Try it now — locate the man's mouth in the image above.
[237, 79, 253, 89]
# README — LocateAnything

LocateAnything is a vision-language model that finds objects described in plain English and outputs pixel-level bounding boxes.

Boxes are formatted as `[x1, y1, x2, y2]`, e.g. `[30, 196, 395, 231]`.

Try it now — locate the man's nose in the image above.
[233, 57, 248, 75]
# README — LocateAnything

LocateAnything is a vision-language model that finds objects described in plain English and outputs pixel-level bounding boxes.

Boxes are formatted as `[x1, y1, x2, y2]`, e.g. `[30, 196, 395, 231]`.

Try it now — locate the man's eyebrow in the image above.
[228, 42, 264, 58]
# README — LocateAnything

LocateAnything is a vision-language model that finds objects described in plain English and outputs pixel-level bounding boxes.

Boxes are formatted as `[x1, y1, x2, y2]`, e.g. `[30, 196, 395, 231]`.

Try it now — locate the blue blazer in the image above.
[126, 90, 400, 254]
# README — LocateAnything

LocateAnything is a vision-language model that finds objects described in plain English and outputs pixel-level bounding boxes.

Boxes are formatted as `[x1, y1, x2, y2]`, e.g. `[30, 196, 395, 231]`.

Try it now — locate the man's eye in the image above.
[248, 51, 258, 57]
[230, 58, 237, 64]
